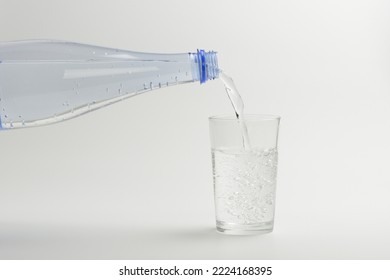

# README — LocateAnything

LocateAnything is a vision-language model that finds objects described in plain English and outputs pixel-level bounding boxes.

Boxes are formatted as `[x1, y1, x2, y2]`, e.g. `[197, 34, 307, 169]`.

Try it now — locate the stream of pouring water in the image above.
[219, 72, 251, 150]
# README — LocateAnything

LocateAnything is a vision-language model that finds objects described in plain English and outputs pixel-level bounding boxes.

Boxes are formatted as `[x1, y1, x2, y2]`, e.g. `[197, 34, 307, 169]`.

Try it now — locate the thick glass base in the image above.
[216, 221, 274, 235]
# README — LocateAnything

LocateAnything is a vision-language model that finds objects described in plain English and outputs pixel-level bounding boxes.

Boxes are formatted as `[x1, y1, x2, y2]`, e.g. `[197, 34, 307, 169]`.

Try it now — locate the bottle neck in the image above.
[190, 50, 219, 84]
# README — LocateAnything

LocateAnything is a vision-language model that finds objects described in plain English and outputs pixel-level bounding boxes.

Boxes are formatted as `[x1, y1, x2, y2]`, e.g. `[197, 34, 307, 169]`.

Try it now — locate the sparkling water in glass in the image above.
[209, 115, 280, 235]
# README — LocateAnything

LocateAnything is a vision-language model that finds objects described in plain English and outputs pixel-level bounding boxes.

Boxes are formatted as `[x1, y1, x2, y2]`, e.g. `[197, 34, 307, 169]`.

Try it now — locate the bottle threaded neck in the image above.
[190, 50, 219, 84]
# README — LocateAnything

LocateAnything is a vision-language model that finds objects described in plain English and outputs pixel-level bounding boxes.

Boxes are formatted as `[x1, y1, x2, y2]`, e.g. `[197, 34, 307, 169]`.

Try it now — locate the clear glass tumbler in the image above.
[209, 115, 280, 235]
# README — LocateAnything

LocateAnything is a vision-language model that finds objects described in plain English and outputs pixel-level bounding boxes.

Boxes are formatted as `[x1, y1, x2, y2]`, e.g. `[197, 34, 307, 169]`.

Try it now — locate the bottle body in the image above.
[0, 40, 218, 129]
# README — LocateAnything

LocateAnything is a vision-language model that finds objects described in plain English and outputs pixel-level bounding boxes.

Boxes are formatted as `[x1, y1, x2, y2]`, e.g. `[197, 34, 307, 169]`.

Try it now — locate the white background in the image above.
[0, 0, 389, 259]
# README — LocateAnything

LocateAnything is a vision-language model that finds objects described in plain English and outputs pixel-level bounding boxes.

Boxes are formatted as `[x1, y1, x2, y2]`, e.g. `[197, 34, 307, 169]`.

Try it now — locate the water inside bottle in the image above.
[0, 41, 203, 129]
[219, 71, 251, 150]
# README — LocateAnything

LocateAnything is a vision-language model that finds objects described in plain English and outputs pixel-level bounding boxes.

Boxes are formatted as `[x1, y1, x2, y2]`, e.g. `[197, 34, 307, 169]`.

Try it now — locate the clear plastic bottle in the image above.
[0, 40, 219, 129]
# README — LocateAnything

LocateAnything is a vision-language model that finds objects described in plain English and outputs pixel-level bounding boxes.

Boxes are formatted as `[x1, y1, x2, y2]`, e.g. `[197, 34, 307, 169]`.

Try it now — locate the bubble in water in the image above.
[213, 148, 278, 225]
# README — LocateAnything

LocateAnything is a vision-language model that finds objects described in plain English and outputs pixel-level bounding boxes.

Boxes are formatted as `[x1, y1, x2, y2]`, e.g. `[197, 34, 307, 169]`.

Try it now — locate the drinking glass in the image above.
[209, 114, 280, 235]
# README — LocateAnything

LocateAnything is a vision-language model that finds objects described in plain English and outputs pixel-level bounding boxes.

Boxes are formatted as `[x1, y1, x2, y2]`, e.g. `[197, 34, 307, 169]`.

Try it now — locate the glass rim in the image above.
[209, 114, 281, 122]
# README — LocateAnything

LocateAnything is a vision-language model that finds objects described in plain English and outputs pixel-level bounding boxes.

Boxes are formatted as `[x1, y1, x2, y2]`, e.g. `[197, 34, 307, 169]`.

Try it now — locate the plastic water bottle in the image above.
[0, 40, 219, 129]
